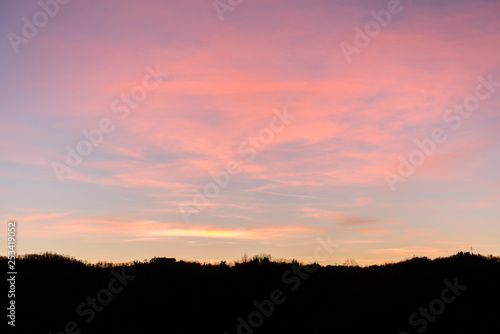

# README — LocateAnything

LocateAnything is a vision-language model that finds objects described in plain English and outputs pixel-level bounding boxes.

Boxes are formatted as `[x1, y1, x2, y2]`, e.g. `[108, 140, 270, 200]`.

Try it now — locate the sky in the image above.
[1, 0, 499, 265]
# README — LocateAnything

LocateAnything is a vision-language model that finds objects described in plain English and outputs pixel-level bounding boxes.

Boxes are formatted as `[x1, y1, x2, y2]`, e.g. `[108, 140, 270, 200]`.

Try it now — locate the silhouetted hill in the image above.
[2, 252, 499, 333]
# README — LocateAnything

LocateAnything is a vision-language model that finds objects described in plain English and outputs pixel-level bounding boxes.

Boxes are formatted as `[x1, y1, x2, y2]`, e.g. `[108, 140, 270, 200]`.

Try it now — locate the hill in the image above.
[2, 252, 499, 333]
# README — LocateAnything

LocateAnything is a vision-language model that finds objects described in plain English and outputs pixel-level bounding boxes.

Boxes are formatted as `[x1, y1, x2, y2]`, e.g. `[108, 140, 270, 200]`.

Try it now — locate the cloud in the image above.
[336, 216, 392, 226]
[1, 0, 499, 263]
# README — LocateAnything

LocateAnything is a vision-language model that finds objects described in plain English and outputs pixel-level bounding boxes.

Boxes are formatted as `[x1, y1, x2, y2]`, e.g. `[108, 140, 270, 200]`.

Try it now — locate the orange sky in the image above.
[1, 0, 499, 264]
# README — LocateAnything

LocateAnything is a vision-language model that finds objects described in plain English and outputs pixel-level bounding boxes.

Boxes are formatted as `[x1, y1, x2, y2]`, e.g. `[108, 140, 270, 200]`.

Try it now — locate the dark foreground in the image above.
[2, 252, 500, 333]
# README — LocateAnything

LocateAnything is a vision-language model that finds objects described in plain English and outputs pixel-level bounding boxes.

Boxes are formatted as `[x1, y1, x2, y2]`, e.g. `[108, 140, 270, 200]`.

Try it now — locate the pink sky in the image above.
[1, 0, 499, 264]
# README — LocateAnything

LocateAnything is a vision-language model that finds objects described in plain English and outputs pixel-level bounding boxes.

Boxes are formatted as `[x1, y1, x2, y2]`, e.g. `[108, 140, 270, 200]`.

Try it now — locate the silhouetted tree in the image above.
[3, 252, 499, 333]
[343, 258, 359, 267]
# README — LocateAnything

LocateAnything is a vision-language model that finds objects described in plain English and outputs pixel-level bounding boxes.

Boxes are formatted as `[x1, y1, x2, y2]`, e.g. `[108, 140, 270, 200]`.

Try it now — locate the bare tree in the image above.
[343, 258, 359, 267]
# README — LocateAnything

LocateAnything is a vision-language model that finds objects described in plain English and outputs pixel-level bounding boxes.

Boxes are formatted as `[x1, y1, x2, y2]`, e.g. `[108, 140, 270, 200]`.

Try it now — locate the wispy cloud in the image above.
[1, 0, 499, 263]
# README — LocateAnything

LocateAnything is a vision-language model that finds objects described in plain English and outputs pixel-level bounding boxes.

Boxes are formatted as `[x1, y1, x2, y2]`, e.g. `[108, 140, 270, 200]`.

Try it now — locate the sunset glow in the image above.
[1, 0, 499, 265]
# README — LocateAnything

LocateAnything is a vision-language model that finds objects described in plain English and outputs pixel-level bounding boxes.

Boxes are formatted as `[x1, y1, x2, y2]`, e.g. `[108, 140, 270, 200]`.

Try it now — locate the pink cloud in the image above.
[2, 0, 500, 263]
